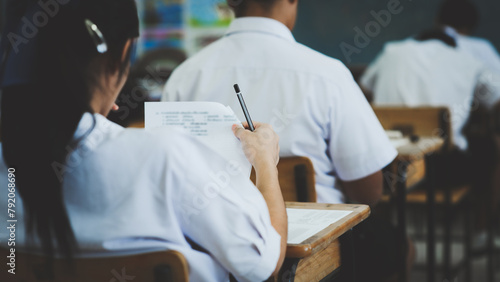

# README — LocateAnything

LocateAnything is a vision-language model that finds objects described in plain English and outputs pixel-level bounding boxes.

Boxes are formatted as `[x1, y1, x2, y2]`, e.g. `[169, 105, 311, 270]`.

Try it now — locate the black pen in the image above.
[234, 84, 255, 132]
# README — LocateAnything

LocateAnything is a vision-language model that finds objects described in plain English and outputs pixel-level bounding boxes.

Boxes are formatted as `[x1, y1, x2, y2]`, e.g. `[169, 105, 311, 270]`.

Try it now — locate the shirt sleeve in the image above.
[167, 134, 281, 282]
[476, 68, 500, 109]
[481, 41, 500, 74]
[329, 68, 397, 181]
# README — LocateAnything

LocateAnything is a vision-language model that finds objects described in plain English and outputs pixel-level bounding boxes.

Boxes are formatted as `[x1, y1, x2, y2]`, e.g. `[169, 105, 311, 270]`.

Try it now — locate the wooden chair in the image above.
[373, 106, 472, 281]
[128, 120, 145, 128]
[251, 156, 317, 202]
[373, 106, 453, 150]
[0, 248, 189, 282]
[374, 106, 470, 204]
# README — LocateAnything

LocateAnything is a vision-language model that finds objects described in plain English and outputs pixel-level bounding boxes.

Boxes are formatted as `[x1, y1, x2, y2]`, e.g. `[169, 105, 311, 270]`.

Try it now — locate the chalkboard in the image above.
[293, 0, 500, 66]
[0, 0, 5, 33]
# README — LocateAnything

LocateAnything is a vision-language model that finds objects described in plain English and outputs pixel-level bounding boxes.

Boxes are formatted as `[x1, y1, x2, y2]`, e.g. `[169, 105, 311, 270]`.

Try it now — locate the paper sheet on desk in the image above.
[385, 130, 411, 148]
[286, 208, 352, 244]
[145, 102, 252, 176]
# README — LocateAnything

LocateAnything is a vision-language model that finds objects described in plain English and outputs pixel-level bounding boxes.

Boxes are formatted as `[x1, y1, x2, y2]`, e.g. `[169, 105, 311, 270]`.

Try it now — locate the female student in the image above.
[0, 1, 287, 281]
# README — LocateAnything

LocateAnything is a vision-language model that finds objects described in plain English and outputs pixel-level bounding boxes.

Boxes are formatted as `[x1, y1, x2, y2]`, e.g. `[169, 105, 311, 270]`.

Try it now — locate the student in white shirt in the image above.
[162, 0, 412, 281]
[361, 29, 500, 249]
[0, 1, 287, 281]
[436, 0, 500, 247]
[437, 0, 500, 73]
[361, 29, 500, 159]
[361, 31, 500, 152]
[163, 0, 396, 207]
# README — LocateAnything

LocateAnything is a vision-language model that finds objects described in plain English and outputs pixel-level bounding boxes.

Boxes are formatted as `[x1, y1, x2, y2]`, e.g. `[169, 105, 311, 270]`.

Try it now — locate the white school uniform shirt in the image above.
[444, 26, 500, 74]
[361, 38, 500, 151]
[0, 113, 281, 282]
[162, 17, 397, 204]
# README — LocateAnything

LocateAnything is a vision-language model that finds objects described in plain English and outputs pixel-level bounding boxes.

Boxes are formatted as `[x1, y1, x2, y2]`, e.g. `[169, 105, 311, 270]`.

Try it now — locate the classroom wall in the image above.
[293, 0, 500, 66]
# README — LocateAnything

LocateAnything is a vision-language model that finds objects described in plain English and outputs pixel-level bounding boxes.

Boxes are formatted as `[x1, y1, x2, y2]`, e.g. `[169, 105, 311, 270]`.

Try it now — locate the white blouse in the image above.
[0, 112, 281, 282]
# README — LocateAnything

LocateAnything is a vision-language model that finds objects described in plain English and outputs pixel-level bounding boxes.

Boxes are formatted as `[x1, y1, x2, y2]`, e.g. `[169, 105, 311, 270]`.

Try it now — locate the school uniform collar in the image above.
[225, 17, 296, 43]
[443, 26, 459, 40]
[73, 112, 124, 143]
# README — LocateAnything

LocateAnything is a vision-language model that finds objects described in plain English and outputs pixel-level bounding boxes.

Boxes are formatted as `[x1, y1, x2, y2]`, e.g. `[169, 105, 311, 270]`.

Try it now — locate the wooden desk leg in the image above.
[339, 229, 356, 282]
[465, 198, 472, 282]
[426, 154, 436, 282]
[487, 197, 495, 282]
[276, 258, 300, 282]
[444, 183, 452, 281]
[397, 162, 408, 282]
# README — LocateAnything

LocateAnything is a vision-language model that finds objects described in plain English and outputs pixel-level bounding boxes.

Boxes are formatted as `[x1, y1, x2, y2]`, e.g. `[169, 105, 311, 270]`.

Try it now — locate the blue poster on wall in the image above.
[141, 0, 184, 52]
[188, 0, 232, 27]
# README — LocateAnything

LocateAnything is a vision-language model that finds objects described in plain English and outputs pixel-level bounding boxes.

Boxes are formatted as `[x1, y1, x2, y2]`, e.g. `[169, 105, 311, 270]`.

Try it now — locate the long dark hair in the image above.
[1, 0, 139, 258]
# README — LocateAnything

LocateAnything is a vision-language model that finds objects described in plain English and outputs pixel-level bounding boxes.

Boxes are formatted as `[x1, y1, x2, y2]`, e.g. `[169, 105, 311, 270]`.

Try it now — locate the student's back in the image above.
[164, 17, 396, 204]
[361, 38, 499, 150]
[453, 31, 500, 73]
[0, 112, 281, 281]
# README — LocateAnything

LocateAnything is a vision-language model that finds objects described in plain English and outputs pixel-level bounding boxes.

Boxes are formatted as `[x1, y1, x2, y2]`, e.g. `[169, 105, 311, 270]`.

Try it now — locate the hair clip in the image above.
[84, 19, 108, 54]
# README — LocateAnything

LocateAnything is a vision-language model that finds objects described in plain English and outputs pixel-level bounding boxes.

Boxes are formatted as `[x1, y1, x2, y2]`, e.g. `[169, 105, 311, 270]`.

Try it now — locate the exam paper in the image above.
[286, 208, 352, 244]
[386, 130, 410, 148]
[145, 102, 252, 175]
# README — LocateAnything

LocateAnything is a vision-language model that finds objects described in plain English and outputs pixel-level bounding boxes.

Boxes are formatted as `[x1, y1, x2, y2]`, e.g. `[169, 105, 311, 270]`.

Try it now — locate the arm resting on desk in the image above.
[340, 171, 383, 207]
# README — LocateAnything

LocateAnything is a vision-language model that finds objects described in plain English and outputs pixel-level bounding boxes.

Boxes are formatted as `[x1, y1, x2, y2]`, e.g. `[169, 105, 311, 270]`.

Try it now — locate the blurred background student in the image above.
[436, 0, 500, 249]
[361, 29, 500, 153]
[0, 0, 286, 281]
[361, 27, 500, 253]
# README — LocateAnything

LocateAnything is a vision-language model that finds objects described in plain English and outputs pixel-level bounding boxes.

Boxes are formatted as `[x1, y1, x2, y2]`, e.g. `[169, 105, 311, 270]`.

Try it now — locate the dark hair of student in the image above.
[415, 29, 457, 48]
[228, 0, 279, 17]
[0, 0, 139, 259]
[437, 0, 479, 32]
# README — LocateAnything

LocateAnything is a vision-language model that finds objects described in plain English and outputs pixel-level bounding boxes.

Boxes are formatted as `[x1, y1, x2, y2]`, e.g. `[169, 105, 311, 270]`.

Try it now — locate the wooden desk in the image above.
[385, 137, 444, 282]
[274, 203, 370, 282]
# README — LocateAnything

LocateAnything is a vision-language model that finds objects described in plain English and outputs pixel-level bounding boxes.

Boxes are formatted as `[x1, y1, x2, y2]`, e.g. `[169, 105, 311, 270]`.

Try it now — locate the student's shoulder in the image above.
[379, 39, 417, 55]
[85, 125, 193, 169]
[291, 42, 354, 82]
[459, 35, 497, 51]
[119, 127, 199, 154]
[294, 43, 347, 70]
[169, 39, 228, 77]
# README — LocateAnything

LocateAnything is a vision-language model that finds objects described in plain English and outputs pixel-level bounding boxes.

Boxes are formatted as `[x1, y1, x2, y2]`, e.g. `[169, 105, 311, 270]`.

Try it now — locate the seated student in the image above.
[162, 0, 413, 281]
[0, 1, 287, 281]
[361, 30, 500, 251]
[437, 0, 500, 73]
[437, 0, 500, 246]
[361, 30, 500, 181]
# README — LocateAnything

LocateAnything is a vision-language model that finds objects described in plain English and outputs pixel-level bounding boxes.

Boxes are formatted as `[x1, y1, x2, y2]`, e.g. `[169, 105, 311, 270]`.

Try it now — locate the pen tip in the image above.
[233, 84, 240, 93]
